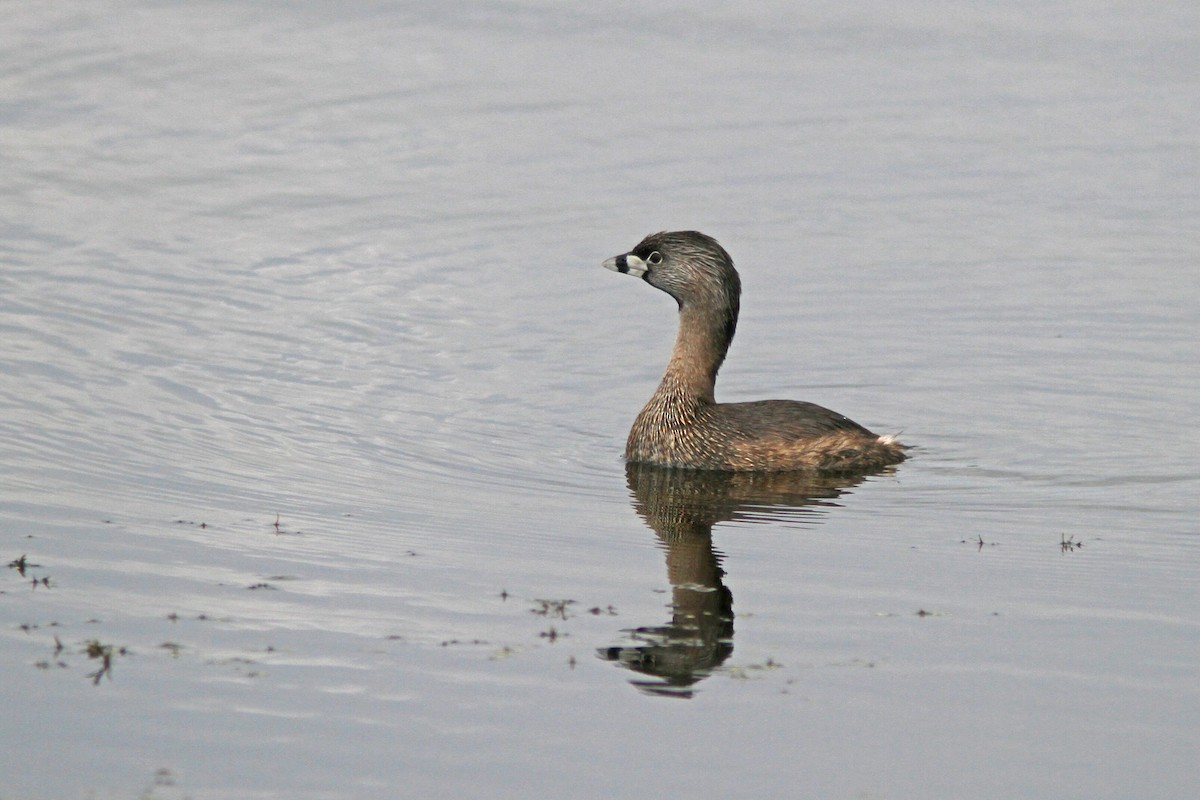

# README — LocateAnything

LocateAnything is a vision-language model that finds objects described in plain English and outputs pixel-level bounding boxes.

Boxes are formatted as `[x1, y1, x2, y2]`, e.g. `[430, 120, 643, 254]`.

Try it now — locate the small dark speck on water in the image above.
[530, 599, 576, 620]
[1061, 534, 1083, 553]
[7, 555, 40, 577]
[82, 639, 127, 685]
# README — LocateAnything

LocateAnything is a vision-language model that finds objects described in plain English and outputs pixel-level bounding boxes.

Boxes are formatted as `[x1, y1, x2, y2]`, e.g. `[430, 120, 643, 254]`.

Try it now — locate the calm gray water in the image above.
[2, 2, 1198, 798]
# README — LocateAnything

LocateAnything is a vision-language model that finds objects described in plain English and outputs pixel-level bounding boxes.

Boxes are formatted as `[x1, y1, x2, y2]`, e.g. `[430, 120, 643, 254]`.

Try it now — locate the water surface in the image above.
[2, 2, 1198, 799]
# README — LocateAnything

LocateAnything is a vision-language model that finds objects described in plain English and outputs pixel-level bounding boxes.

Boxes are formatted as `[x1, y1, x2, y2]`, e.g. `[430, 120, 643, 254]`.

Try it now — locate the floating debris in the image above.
[82, 639, 127, 685]
[7, 555, 36, 577]
[530, 599, 576, 620]
[961, 534, 997, 550]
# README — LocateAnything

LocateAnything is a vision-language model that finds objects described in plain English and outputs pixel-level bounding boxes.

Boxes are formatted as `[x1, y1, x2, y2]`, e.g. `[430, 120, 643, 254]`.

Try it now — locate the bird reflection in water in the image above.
[599, 462, 887, 698]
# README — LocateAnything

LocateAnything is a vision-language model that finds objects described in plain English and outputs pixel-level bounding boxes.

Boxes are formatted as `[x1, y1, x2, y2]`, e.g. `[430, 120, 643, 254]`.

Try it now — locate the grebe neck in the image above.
[656, 302, 737, 405]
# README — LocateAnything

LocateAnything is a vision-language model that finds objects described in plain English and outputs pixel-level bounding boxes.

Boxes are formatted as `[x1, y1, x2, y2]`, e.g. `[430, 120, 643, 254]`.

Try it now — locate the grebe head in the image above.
[603, 231, 741, 314]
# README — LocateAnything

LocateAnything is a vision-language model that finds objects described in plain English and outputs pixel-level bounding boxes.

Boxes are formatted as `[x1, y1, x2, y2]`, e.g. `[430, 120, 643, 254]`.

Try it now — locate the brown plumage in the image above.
[603, 230, 906, 472]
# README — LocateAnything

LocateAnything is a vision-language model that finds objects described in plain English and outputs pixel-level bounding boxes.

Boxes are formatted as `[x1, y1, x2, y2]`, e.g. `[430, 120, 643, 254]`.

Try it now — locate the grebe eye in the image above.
[647, 251, 663, 265]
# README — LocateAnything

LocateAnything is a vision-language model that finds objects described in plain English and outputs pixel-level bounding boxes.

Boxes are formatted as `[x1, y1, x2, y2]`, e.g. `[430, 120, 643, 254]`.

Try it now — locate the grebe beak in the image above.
[602, 253, 649, 278]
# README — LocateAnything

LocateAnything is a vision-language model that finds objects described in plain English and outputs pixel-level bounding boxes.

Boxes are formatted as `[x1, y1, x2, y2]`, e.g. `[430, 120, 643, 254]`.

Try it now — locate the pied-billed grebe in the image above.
[603, 231, 906, 472]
